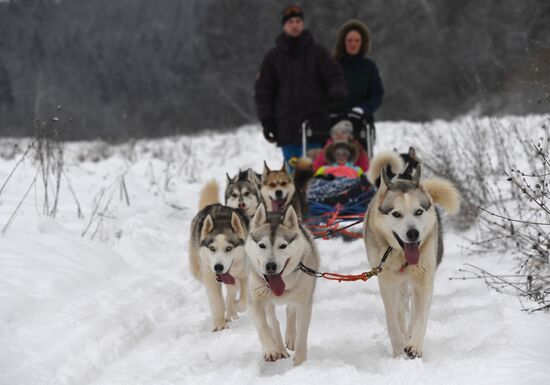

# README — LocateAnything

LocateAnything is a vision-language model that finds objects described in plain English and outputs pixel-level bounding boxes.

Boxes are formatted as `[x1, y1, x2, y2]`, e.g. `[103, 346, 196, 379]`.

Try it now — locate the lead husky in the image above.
[364, 162, 460, 359]
[189, 180, 249, 331]
[245, 204, 319, 366]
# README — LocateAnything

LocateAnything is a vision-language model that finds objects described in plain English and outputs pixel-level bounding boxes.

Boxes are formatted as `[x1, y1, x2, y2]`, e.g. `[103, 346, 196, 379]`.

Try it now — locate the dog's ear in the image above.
[282, 205, 298, 229]
[247, 168, 260, 186]
[280, 162, 287, 173]
[251, 203, 267, 229]
[226, 172, 234, 184]
[422, 178, 461, 215]
[412, 165, 421, 186]
[263, 161, 270, 181]
[380, 166, 392, 192]
[201, 214, 214, 240]
[408, 147, 417, 161]
[230, 212, 246, 239]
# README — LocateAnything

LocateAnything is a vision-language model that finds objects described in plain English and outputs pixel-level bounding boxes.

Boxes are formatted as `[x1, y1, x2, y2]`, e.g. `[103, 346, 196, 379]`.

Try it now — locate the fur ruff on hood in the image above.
[334, 20, 372, 59]
[324, 141, 359, 164]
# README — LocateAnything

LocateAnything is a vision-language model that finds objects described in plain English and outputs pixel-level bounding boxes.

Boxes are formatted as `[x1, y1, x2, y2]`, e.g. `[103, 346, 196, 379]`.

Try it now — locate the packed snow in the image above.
[1, 118, 549, 385]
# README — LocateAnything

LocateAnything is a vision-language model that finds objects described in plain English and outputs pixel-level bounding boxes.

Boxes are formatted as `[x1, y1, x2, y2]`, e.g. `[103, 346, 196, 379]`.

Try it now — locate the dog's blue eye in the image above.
[225, 246, 233, 252]
[414, 209, 423, 216]
[392, 212, 402, 218]
[279, 244, 287, 249]
[209, 246, 215, 252]
[259, 243, 266, 249]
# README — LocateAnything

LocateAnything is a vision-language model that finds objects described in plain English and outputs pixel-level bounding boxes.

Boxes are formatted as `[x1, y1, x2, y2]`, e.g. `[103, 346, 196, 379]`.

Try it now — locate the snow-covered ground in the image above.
[1, 119, 549, 385]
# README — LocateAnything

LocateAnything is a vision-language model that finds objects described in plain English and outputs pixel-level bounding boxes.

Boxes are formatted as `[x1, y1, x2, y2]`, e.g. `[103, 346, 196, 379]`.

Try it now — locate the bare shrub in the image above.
[417, 117, 543, 230]
[437, 116, 550, 311]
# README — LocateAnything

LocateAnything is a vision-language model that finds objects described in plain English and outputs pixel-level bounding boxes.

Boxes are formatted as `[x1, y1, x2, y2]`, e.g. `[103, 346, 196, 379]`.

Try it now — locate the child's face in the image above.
[334, 149, 350, 165]
[331, 129, 352, 143]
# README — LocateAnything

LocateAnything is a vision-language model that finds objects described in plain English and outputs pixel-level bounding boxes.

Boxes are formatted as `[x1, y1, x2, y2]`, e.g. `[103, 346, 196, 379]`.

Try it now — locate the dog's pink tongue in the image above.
[403, 243, 420, 265]
[267, 274, 286, 296]
[216, 273, 235, 285]
[271, 199, 285, 212]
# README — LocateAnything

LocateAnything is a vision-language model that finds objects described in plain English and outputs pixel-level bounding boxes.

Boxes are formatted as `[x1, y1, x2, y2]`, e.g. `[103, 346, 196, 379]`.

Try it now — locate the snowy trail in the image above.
[1, 121, 549, 385]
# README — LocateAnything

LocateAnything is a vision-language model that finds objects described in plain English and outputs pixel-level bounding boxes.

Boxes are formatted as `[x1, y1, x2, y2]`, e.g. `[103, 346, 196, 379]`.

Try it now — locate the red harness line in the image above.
[306, 205, 364, 240]
[296, 247, 394, 283]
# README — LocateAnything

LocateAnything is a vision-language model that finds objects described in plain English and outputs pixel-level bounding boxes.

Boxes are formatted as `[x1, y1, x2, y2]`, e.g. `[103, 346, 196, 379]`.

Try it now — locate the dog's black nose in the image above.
[266, 262, 277, 275]
[275, 190, 283, 198]
[214, 263, 224, 273]
[407, 228, 419, 242]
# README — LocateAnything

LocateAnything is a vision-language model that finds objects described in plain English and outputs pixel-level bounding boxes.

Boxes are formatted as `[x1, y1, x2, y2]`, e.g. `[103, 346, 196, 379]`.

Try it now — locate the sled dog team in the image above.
[189, 150, 460, 365]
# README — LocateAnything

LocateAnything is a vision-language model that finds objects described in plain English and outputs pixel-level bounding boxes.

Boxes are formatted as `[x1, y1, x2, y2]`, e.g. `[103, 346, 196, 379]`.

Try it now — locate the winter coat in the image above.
[315, 163, 363, 179]
[313, 138, 369, 172]
[334, 20, 384, 116]
[255, 30, 347, 146]
[340, 55, 384, 116]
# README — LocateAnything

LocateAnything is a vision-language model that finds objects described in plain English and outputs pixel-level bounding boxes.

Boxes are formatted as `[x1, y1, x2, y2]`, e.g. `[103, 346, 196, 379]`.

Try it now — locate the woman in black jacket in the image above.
[334, 20, 384, 119]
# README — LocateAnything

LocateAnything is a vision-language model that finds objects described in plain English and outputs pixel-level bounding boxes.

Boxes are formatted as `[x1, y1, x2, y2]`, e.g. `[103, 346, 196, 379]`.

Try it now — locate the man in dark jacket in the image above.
[255, 5, 347, 165]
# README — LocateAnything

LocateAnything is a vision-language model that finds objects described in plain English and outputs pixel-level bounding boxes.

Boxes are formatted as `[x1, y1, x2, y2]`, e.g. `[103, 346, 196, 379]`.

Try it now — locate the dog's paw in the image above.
[285, 334, 295, 351]
[212, 321, 228, 332]
[293, 352, 306, 366]
[225, 309, 238, 322]
[263, 349, 289, 362]
[404, 346, 423, 359]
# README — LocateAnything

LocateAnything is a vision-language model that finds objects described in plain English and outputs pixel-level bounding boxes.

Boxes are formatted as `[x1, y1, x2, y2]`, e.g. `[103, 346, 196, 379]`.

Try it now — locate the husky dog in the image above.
[364, 163, 460, 359]
[225, 169, 261, 219]
[189, 180, 250, 331]
[260, 159, 313, 218]
[245, 204, 319, 366]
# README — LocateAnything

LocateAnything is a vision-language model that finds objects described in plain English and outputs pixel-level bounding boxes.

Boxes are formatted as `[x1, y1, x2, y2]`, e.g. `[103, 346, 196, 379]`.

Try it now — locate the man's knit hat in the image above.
[281, 5, 304, 25]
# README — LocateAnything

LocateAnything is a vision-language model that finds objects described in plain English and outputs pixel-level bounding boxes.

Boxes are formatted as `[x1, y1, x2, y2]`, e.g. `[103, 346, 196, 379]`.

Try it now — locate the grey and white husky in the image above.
[364, 160, 460, 359]
[189, 180, 249, 331]
[245, 204, 320, 366]
[225, 169, 261, 219]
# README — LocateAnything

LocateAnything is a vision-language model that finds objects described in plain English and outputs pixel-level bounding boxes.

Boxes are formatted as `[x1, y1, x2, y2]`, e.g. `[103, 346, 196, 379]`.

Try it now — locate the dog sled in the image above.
[299, 110, 377, 240]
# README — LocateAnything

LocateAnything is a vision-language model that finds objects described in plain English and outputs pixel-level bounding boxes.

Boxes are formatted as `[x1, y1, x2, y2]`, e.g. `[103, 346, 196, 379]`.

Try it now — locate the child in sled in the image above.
[314, 141, 364, 179]
[312, 119, 369, 173]
[309, 141, 374, 206]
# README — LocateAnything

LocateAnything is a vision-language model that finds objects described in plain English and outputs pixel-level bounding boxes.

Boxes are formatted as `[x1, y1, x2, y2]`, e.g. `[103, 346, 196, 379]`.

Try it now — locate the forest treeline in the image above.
[0, 0, 549, 140]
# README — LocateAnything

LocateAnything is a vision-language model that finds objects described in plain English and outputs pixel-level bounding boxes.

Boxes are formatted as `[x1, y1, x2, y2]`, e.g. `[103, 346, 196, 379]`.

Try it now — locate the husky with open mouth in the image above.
[189, 180, 249, 331]
[245, 204, 319, 366]
[260, 159, 313, 219]
[364, 162, 460, 359]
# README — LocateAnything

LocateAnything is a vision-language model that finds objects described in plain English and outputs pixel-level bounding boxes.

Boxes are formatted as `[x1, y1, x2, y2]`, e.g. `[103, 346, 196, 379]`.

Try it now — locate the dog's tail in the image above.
[367, 151, 404, 186]
[291, 157, 314, 217]
[422, 178, 461, 215]
[293, 157, 314, 191]
[198, 179, 220, 210]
